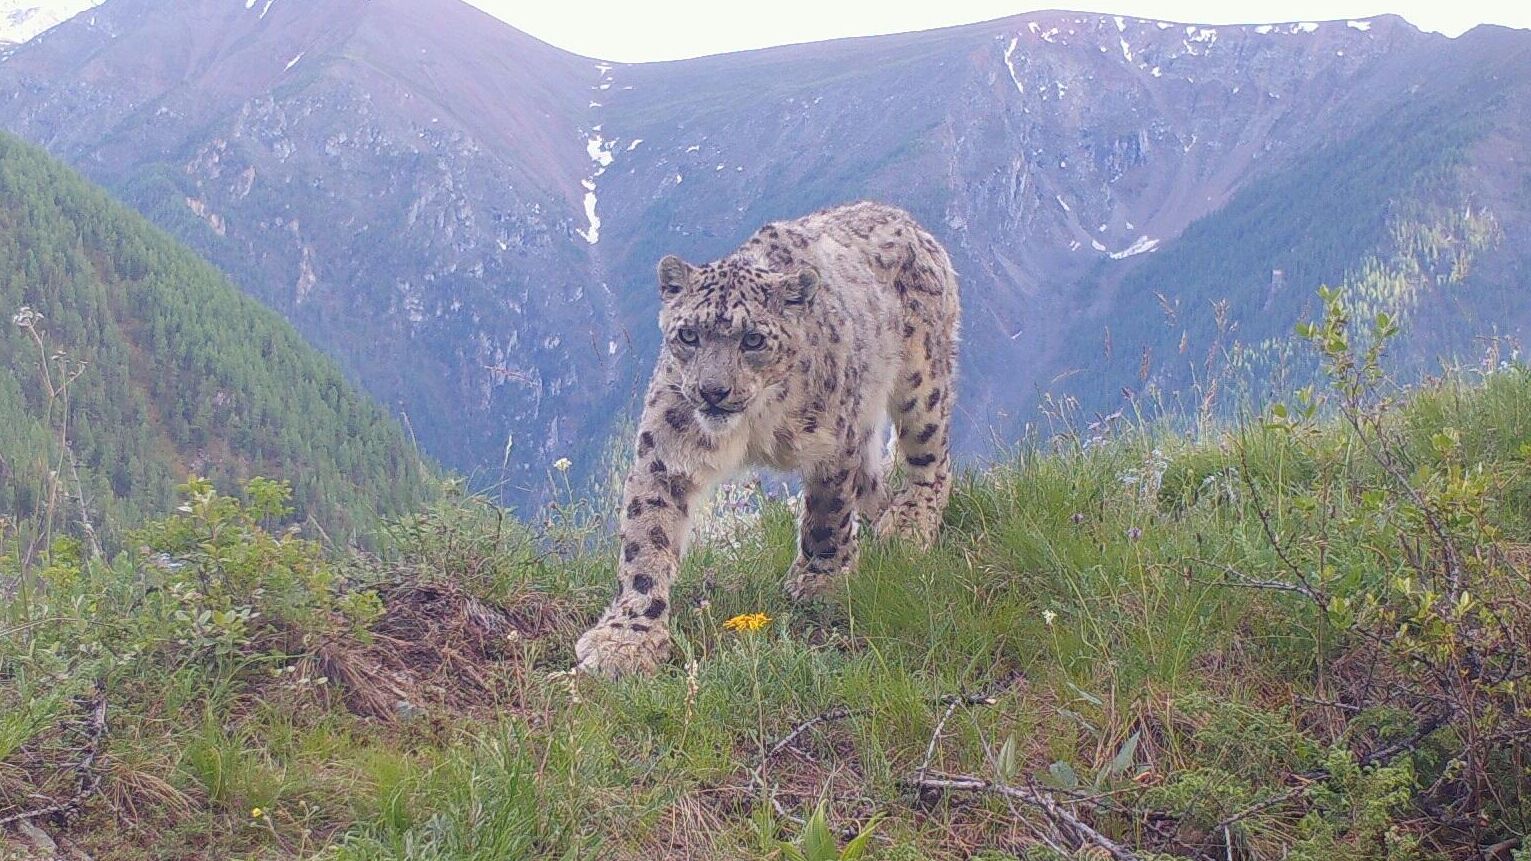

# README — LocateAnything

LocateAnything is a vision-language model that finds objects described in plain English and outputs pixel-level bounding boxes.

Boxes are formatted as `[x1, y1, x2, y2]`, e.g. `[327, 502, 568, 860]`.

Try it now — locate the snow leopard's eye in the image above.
[741, 332, 766, 351]
[677, 327, 699, 346]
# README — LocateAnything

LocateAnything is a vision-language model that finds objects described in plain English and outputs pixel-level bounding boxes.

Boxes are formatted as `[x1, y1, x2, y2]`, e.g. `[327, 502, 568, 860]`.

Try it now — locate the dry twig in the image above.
[900, 774, 1141, 861]
[748, 683, 1008, 834]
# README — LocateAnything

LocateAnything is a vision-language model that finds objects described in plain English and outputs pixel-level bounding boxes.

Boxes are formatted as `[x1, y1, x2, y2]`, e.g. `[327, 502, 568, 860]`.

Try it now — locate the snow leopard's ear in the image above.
[657, 255, 694, 302]
[781, 264, 819, 307]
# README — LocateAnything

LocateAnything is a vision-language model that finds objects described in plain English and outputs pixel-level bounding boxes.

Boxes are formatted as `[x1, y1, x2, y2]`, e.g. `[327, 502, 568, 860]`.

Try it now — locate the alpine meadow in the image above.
[2, 1, 1531, 860]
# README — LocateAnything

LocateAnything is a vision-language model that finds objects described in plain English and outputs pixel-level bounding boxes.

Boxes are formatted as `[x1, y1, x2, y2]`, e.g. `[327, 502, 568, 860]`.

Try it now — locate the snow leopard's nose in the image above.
[698, 383, 732, 407]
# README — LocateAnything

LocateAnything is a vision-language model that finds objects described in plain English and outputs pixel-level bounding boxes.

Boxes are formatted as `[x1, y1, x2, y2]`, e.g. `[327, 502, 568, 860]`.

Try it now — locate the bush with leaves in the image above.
[132, 476, 383, 664]
[1226, 286, 1531, 852]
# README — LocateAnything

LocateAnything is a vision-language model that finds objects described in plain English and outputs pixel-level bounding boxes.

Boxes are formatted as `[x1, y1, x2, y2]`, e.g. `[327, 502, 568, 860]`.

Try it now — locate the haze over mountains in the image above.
[2, 0, 1528, 500]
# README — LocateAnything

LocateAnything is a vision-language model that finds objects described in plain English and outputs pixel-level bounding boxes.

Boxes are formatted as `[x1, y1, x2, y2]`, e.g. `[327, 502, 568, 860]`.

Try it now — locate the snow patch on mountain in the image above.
[1003, 36, 1025, 93]
[580, 188, 600, 244]
[1187, 26, 1217, 44]
[0, 0, 100, 46]
[1110, 236, 1160, 259]
[1028, 21, 1061, 44]
[578, 62, 618, 244]
[585, 132, 613, 168]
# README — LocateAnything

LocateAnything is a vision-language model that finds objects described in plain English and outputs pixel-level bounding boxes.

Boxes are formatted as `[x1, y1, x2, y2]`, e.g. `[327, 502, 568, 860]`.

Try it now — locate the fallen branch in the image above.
[765, 706, 855, 761]
[915, 699, 961, 780]
[901, 774, 1141, 861]
[763, 687, 1006, 765]
[749, 682, 1009, 834]
[0, 682, 108, 828]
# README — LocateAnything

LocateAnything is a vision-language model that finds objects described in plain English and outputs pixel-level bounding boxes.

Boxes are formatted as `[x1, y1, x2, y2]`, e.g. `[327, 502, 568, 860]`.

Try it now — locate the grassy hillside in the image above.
[0, 133, 433, 545]
[3, 294, 1528, 860]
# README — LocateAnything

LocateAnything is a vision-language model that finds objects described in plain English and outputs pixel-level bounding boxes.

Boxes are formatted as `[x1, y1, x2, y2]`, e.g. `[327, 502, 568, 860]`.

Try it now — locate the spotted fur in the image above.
[574, 202, 961, 678]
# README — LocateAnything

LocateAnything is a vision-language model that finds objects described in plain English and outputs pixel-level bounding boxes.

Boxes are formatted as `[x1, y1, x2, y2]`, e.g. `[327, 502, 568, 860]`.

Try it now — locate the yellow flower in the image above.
[553, 457, 572, 472]
[251, 807, 264, 819]
[722, 612, 772, 633]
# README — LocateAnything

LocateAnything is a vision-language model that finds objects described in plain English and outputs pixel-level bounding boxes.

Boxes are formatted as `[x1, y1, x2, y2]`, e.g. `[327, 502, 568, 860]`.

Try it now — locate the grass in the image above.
[2, 364, 1530, 860]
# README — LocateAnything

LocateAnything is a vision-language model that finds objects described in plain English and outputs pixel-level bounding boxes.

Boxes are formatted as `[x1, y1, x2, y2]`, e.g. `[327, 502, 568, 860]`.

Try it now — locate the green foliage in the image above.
[330, 731, 565, 861]
[132, 476, 383, 661]
[1295, 749, 1420, 858]
[0, 132, 433, 548]
[0, 477, 391, 754]
[3, 292, 1530, 858]
[777, 799, 882, 861]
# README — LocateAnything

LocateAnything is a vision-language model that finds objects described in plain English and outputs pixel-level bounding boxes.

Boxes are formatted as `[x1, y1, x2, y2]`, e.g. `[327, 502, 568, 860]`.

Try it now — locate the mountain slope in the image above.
[1, 1, 1528, 498]
[0, 0, 97, 47]
[0, 132, 433, 541]
[0, 0, 600, 490]
[1093, 23, 1531, 410]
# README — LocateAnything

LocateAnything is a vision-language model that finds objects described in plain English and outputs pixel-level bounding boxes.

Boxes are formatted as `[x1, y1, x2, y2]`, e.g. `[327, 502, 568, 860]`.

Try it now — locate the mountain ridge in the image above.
[2, 0, 1527, 500]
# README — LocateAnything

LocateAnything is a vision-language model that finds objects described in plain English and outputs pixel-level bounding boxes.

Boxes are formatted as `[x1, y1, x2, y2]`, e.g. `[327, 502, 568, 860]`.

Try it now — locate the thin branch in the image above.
[750, 683, 1009, 834]
[914, 687, 1006, 781]
[1206, 781, 1312, 836]
[1190, 557, 1328, 609]
[1354, 709, 1454, 770]
[762, 688, 1005, 765]
[902, 774, 1141, 861]
[916, 699, 961, 780]
[939, 691, 1003, 707]
[764, 706, 855, 761]
[1294, 694, 1362, 714]
[1339, 406, 1466, 598]
[1236, 442, 1327, 605]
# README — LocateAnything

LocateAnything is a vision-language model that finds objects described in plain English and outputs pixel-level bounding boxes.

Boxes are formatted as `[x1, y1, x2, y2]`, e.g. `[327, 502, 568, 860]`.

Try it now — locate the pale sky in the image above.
[467, 0, 1531, 62]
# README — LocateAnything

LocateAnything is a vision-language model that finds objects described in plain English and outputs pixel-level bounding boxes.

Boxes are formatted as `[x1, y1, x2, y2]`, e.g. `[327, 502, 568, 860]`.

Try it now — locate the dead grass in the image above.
[295, 578, 584, 723]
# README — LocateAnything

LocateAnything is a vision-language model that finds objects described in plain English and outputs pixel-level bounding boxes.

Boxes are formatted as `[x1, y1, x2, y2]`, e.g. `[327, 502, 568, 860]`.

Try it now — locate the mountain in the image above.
[0, 0, 599, 494]
[0, 132, 433, 543]
[0, 0, 96, 47]
[1, 0, 1528, 499]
